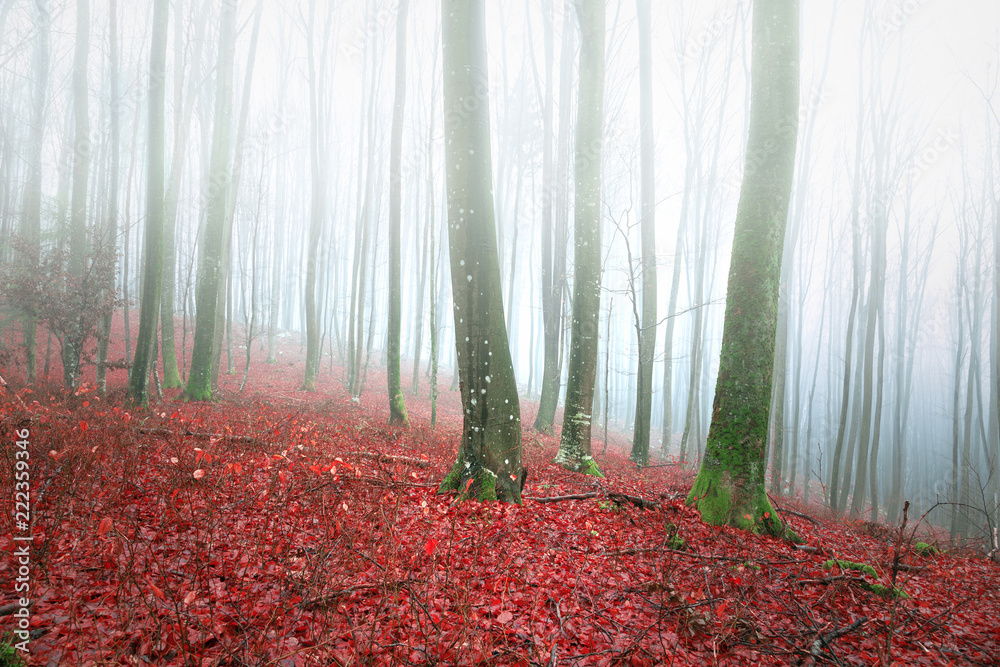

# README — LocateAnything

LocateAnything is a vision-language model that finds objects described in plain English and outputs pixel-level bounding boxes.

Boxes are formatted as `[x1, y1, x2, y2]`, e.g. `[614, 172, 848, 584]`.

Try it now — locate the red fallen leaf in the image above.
[424, 539, 438, 556]
[147, 578, 166, 601]
[496, 610, 513, 624]
[232, 462, 242, 475]
[279, 471, 287, 484]
[171, 411, 179, 419]
[310, 465, 323, 475]
[97, 517, 113, 537]
[79, 420, 88, 432]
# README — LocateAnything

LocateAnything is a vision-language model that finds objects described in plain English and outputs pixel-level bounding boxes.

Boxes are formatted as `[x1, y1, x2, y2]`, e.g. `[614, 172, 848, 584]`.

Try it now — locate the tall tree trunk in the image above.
[161, 0, 212, 389]
[555, 0, 605, 477]
[629, 0, 657, 467]
[687, 0, 799, 538]
[127, 0, 168, 407]
[301, 0, 328, 392]
[532, 0, 562, 434]
[437, 0, 523, 503]
[97, 0, 120, 394]
[64, 0, 90, 389]
[386, 0, 410, 425]
[184, 0, 236, 401]
[20, 0, 49, 384]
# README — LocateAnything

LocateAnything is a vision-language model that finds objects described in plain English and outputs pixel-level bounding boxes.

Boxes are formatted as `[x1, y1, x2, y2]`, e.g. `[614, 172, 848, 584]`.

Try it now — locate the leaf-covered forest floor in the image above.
[1, 323, 998, 666]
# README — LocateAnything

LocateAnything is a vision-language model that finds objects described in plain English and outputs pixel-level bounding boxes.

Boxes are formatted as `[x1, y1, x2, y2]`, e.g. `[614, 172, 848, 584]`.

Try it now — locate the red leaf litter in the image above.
[0, 323, 998, 666]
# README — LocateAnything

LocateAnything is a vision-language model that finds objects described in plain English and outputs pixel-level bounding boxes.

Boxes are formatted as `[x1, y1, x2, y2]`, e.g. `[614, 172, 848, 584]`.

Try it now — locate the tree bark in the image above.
[386, 0, 410, 425]
[555, 0, 605, 477]
[687, 0, 799, 538]
[20, 0, 50, 384]
[185, 0, 236, 401]
[63, 0, 90, 389]
[127, 0, 168, 407]
[629, 0, 657, 467]
[437, 0, 523, 503]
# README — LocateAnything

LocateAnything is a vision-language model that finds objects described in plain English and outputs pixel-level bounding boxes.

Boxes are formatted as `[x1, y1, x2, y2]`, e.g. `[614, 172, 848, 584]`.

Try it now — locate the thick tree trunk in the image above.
[127, 0, 168, 407]
[555, 0, 605, 477]
[687, 0, 799, 538]
[437, 0, 523, 504]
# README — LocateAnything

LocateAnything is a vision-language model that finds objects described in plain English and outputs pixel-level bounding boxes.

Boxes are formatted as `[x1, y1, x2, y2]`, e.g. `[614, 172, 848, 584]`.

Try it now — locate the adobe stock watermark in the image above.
[907, 126, 958, 182]
[10, 427, 33, 654]
[722, 85, 833, 194]
[883, 0, 931, 35]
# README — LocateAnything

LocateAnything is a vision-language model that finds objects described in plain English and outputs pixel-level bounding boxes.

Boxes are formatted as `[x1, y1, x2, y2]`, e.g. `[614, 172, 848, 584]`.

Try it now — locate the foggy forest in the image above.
[0, 0, 998, 665]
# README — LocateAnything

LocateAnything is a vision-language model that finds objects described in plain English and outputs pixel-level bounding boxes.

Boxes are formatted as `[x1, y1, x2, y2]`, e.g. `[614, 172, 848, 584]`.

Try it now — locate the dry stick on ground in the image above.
[340, 451, 430, 468]
[806, 616, 868, 665]
[524, 490, 660, 510]
[136, 427, 264, 445]
[767, 493, 821, 525]
[525, 492, 601, 503]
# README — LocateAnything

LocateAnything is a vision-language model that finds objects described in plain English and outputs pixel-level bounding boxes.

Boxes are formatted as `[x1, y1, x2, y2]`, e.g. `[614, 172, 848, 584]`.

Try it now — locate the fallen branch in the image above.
[341, 451, 430, 468]
[607, 491, 660, 510]
[525, 492, 600, 503]
[0, 600, 34, 616]
[300, 584, 378, 610]
[525, 489, 660, 509]
[137, 427, 263, 445]
[808, 616, 867, 663]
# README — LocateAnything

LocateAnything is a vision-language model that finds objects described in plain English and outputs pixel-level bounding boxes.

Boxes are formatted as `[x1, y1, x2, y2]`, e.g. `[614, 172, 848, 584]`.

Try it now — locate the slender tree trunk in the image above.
[687, 0, 799, 538]
[533, 0, 573, 433]
[386, 0, 410, 425]
[555, 0, 605, 477]
[437, 0, 523, 503]
[301, 0, 327, 392]
[185, 0, 236, 401]
[127, 0, 168, 407]
[629, 0, 657, 466]
[20, 0, 50, 384]
[97, 0, 120, 395]
[63, 0, 91, 389]
[161, 0, 212, 389]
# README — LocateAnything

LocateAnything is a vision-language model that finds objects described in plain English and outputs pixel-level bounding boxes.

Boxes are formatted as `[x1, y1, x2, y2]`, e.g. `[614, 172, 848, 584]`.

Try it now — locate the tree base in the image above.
[553, 452, 604, 478]
[687, 466, 801, 542]
[438, 457, 522, 504]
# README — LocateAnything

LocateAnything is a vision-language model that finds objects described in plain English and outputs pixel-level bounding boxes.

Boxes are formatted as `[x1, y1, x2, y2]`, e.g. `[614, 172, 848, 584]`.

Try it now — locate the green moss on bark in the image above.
[823, 559, 879, 578]
[554, 452, 604, 477]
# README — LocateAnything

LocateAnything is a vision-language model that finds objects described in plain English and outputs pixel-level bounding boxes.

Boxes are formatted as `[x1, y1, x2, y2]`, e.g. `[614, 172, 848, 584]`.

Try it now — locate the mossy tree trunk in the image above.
[687, 0, 799, 538]
[185, 0, 236, 401]
[437, 0, 523, 504]
[555, 0, 604, 478]
[629, 0, 657, 467]
[127, 0, 168, 407]
[386, 0, 410, 426]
